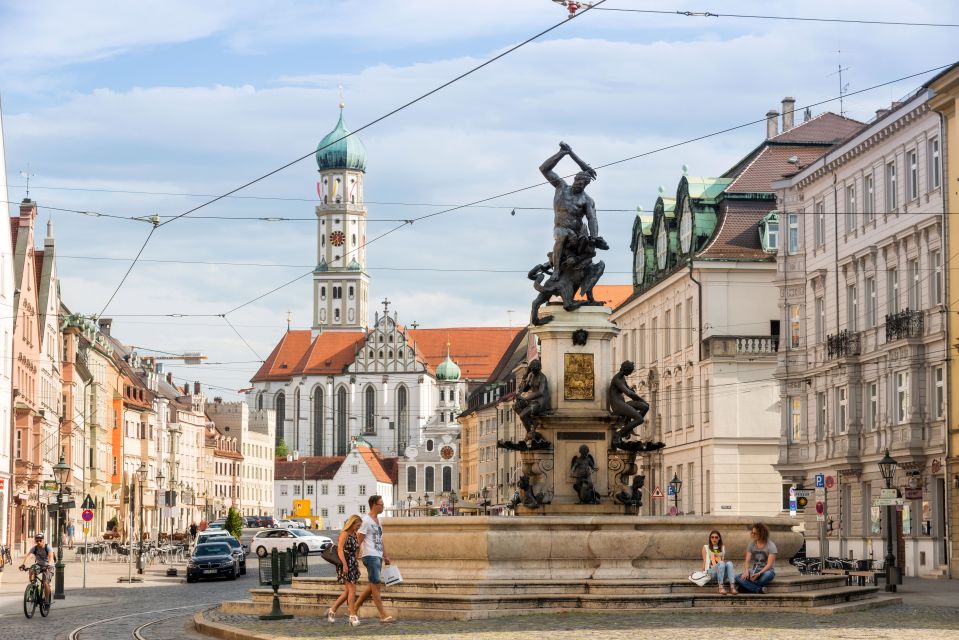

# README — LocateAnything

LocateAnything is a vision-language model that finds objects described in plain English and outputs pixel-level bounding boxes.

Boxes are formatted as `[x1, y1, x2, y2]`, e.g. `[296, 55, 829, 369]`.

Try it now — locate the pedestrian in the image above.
[736, 522, 777, 594]
[353, 495, 396, 624]
[189, 522, 198, 542]
[327, 515, 362, 626]
[67, 520, 76, 550]
[702, 530, 737, 595]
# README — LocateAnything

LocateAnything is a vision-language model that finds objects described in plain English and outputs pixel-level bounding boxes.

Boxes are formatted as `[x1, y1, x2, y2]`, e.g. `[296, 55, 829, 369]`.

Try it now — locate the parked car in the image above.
[207, 519, 226, 530]
[186, 542, 239, 583]
[250, 529, 333, 557]
[273, 519, 296, 529]
[194, 529, 232, 548]
[259, 516, 276, 528]
[220, 535, 248, 575]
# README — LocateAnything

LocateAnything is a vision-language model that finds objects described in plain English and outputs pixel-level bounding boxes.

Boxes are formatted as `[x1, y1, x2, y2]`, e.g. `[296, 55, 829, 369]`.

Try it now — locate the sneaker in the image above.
[326, 608, 335, 623]
[760, 586, 768, 594]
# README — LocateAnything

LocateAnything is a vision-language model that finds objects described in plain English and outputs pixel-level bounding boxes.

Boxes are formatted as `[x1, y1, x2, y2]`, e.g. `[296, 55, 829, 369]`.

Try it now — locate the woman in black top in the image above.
[328, 515, 363, 626]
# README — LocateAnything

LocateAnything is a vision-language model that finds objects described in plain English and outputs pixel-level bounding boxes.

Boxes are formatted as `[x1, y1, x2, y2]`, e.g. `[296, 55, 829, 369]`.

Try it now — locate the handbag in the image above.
[382, 563, 403, 586]
[688, 570, 711, 587]
[320, 544, 342, 567]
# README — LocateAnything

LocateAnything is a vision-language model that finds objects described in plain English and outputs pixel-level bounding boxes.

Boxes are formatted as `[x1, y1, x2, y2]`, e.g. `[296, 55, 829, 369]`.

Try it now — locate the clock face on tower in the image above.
[330, 231, 346, 247]
[656, 221, 668, 270]
[679, 198, 693, 253]
[440, 445, 454, 460]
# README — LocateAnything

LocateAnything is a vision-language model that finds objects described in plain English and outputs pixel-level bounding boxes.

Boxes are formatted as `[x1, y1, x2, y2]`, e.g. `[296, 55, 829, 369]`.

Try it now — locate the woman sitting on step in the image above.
[702, 530, 738, 595]
[736, 522, 777, 594]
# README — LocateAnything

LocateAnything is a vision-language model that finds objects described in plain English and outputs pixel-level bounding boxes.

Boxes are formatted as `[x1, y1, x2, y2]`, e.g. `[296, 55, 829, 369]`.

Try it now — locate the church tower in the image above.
[312, 104, 370, 334]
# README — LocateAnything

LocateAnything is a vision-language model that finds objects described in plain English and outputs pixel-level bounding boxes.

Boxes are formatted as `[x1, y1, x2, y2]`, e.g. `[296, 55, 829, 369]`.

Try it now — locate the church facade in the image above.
[250, 108, 520, 507]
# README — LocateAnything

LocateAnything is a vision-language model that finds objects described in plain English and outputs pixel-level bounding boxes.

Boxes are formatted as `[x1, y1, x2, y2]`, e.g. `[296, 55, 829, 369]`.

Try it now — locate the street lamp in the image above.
[480, 486, 490, 516]
[136, 463, 148, 574]
[449, 490, 458, 517]
[406, 494, 413, 517]
[156, 469, 166, 542]
[52, 455, 70, 600]
[669, 473, 682, 515]
[878, 449, 898, 592]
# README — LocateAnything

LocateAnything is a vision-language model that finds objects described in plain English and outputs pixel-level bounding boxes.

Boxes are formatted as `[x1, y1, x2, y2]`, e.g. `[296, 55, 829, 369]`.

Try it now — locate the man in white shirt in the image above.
[355, 494, 395, 623]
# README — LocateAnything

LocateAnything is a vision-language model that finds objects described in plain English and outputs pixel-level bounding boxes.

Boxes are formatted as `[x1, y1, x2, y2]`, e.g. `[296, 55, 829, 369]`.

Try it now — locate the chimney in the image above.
[766, 109, 779, 139]
[98, 318, 112, 336]
[875, 108, 890, 121]
[781, 97, 796, 132]
[19, 199, 36, 223]
[194, 381, 201, 395]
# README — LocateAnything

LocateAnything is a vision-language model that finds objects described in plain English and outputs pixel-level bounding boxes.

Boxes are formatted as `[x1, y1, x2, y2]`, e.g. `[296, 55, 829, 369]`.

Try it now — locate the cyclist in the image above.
[20, 532, 55, 603]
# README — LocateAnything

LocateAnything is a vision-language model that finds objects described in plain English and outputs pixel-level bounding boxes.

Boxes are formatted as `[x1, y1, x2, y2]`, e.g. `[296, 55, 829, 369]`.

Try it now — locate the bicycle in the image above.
[20, 563, 51, 618]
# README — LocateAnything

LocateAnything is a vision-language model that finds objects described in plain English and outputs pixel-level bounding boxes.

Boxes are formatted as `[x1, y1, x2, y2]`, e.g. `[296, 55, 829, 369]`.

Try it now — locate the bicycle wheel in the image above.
[23, 585, 36, 618]
[40, 594, 50, 617]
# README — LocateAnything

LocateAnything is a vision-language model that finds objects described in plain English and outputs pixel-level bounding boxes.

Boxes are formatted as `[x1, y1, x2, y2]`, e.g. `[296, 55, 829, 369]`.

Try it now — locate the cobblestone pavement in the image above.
[206, 604, 959, 640]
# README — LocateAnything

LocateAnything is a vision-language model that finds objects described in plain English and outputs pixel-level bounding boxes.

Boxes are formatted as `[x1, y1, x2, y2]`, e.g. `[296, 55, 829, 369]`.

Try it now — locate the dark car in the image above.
[186, 542, 239, 583]
[259, 516, 276, 528]
[221, 535, 248, 575]
[244, 516, 260, 528]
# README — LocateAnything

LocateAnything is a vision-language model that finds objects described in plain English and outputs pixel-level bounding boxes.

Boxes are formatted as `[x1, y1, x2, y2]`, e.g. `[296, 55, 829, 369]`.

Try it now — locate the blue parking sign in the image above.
[815, 474, 825, 488]
[667, 485, 676, 497]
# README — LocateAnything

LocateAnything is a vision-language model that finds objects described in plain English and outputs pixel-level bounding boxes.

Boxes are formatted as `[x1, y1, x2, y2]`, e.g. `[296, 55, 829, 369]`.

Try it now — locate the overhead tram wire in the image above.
[591, 6, 959, 28]
[91, 3, 605, 317]
[220, 315, 264, 361]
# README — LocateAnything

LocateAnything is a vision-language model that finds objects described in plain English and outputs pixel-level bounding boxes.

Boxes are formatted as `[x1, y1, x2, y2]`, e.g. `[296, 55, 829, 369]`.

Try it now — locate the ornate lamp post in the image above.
[52, 455, 70, 600]
[406, 494, 413, 517]
[878, 449, 898, 592]
[669, 473, 682, 515]
[136, 463, 148, 574]
[156, 469, 166, 541]
[480, 486, 490, 516]
[449, 490, 458, 517]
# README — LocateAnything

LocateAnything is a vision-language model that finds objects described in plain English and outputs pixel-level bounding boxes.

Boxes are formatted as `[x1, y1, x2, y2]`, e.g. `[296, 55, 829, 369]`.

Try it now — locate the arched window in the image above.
[364, 386, 376, 434]
[312, 386, 324, 456]
[407, 466, 416, 493]
[256, 392, 263, 410]
[442, 466, 452, 492]
[274, 391, 285, 447]
[426, 439, 434, 452]
[396, 386, 409, 452]
[425, 466, 435, 493]
[335, 386, 348, 455]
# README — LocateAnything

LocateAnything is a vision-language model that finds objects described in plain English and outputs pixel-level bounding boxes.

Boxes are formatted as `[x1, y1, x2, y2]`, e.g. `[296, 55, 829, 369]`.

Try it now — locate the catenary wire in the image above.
[590, 6, 959, 28]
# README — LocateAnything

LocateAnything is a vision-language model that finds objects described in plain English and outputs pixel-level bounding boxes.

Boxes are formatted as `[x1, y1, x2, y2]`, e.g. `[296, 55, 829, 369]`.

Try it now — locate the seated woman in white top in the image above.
[702, 530, 738, 595]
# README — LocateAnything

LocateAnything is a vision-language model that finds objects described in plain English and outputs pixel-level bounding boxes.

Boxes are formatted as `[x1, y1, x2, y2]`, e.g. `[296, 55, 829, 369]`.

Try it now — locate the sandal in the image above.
[380, 616, 397, 624]
[718, 587, 727, 595]
[349, 615, 360, 627]
[327, 608, 336, 623]
[731, 585, 739, 595]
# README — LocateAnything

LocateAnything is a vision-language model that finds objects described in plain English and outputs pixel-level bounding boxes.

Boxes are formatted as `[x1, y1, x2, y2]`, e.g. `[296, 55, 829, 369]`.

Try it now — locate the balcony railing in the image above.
[704, 335, 779, 358]
[826, 330, 861, 359]
[885, 308, 923, 342]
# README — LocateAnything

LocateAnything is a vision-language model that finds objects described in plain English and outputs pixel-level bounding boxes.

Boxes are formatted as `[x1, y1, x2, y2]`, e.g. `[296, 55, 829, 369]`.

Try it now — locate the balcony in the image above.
[704, 335, 779, 359]
[826, 330, 861, 359]
[885, 309, 923, 342]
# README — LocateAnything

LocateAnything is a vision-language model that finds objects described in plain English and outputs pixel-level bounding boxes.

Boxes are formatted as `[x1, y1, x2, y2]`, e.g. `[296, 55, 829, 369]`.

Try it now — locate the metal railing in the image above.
[885, 308, 923, 341]
[826, 330, 861, 359]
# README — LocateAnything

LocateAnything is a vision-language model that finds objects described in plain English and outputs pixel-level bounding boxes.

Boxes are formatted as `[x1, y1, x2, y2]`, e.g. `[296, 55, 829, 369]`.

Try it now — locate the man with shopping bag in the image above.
[354, 495, 397, 624]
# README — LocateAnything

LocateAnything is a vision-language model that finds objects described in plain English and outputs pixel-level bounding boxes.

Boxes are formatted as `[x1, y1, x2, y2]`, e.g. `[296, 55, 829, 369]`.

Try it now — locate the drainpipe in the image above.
[938, 109, 952, 579]
[688, 259, 704, 511]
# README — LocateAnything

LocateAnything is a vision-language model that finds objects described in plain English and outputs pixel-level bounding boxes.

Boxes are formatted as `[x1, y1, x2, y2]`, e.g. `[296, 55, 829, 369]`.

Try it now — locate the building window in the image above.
[847, 284, 858, 331]
[867, 382, 878, 431]
[815, 202, 826, 248]
[321, 508, 329, 518]
[663, 382, 671, 432]
[837, 387, 848, 434]
[337, 485, 346, 496]
[888, 267, 899, 313]
[407, 466, 416, 492]
[442, 466, 452, 492]
[425, 467, 435, 493]
[280, 484, 288, 495]
[816, 392, 827, 440]
[293, 485, 300, 495]
[686, 298, 694, 348]
[929, 137, 941, 190]
[845, 185, 856, 231]
[359, 485, 367, 496]
[896, 371, 910, 424]
[364, 386, 376, 434]
[866, 277, 877, 328]
[790, 397, 802, 443]
[651, 317, 659, 360]
[934, 366, 944, 419]
[359, 504, 366, 514]
[766, 218, 779, 250]
[338, 504, 345, 515]
[321, 484, 329, 495]
[908, 258, 920, 310]
[789, 305, 801, 350]
[274, 391, 285, 448]
[885, 160, 897, 210]
[908, 149, 918, 200]
[787, 213, 799, 254]
[333, 286, 342, 300]
[932, 250, 943, 305]
[306, 485, 314, 495]
[686, 376, 694, 428]
[703, 377, 710, 423]
[674, 303, 682, 352]
[815, 297, 825, 343]
[312, 386, 324, 456]
[664, 309, 671, 354]
[864, 173, 875, 223]
[351, 465, 358, 474]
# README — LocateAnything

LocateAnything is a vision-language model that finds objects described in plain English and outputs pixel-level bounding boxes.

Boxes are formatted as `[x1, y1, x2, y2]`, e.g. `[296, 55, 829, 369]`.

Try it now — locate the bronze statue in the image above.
[513, 359, 550, 443]
[570, 444, 601, 504]
[608, 361, 651, 442]
[529, 142, 608, 325]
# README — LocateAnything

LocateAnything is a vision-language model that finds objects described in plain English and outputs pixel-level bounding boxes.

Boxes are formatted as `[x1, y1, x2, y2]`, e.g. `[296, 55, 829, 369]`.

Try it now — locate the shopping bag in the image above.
[382, 563, 403, 586]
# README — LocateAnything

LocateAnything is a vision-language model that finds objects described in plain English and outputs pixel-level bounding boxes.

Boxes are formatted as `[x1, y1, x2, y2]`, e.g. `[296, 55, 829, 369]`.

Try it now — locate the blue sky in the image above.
[1, 0, 956, 397]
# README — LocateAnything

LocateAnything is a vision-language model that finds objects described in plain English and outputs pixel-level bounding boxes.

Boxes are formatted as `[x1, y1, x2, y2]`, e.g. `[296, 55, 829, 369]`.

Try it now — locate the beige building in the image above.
[207, 398, 275, 517]
[773, 88, 946, 577]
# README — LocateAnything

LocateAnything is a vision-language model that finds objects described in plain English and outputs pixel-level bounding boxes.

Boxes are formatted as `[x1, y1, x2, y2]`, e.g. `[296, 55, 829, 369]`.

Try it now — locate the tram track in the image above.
[67, 602, 216, 640]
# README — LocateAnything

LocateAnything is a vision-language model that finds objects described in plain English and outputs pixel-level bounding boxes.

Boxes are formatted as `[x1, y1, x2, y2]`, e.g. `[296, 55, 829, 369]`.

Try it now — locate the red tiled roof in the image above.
[696, 199, 776, 261]
[406, 327, 521, 380]
[378, 456, 399, 485]
[770, 112, 864, 144]
[357, 446, 395, 484]
[726, 146, 830, 193]
[275, 456, 344, 481]
[33, 250, 43, 291]
[251, 330, 364, 382]
[580, 284, 632, 310]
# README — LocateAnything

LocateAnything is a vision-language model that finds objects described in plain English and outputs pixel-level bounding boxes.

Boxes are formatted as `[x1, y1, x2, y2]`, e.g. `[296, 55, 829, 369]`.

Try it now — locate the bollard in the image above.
[259, 548, 293, 620]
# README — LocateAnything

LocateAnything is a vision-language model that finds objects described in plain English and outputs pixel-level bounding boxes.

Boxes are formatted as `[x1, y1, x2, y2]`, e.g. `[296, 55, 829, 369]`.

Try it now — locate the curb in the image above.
[194, 609, 285, 640]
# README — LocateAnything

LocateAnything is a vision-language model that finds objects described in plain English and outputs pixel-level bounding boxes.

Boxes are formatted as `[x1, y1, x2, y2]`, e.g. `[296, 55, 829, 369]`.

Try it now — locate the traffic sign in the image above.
[81, 494, 95, 510]
[815, 474, 825, 488]
[789, 487, 796, 498]
[880, 488, 897, 499]
[789, 498, 797, 517]
[876, 498, 905, 507]
[815, 487, 826, 500]
[81, 509, 94, 522]
[816, 514, 825, 522]
[667, 485, 676, 497]
[797, 496, 809, 509]
[825, 476, 835, 489]
[794, 489, 815, 498]
[669, 506, 678, 516]
[815, 501, 824, 515]
[651, 486, 664, 499]
[82, 527, 89, 535]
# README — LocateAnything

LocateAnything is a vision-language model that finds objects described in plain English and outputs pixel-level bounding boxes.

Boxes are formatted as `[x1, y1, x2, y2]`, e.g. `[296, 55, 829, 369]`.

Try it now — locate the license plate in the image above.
[203, 569, 217, 574]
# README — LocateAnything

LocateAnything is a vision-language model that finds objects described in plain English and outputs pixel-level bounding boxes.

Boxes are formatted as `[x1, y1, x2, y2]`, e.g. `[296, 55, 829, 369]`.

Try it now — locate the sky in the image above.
[0, 0, 956, 398]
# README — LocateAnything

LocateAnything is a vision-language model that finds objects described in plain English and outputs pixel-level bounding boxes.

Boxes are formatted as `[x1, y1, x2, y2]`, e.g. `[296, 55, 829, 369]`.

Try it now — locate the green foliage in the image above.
[225, 507, 244, 539]
[107, 517, 118, 531]
[275, 439, 289, 458]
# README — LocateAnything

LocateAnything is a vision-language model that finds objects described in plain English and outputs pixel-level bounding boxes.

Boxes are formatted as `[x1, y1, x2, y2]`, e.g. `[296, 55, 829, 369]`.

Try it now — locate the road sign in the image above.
[794, 489, 815, 498]
[82, 527, 89, 535]
[789, 487, 796, 498]
[81, 509, 94, 522]
[876, 498, 905, 506]
[815, 501, 824, 515]
[651, 486, 664, 499]
[816, 514, 825, 522]
[669, 506, 678, 516]
[667, 485, 676, 497]
[81, 494, 95, 510]
[815, 474, 825, 488]
[825, 476, 835, 489]
[789, 498, 797, 517]
[815, 487, 826, 500]
[880, 488, 897, 499]
[797, 496, 809, 509]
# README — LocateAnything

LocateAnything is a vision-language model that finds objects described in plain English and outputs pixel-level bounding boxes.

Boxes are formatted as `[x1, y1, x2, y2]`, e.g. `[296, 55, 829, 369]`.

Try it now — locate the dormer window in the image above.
[656, 220, 668, 270]
[759, 211, 780, 252]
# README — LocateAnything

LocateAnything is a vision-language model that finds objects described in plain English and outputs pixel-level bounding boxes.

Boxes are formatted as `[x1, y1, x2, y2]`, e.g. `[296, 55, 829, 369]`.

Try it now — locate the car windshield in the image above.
[221, 537, 241, 548]
[194, 544, 230, 557]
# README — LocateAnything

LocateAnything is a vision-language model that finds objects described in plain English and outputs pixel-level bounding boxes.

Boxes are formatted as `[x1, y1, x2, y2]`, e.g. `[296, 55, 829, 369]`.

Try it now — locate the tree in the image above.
[276, 438, 289, 458]
[225, 507, 244, 539]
